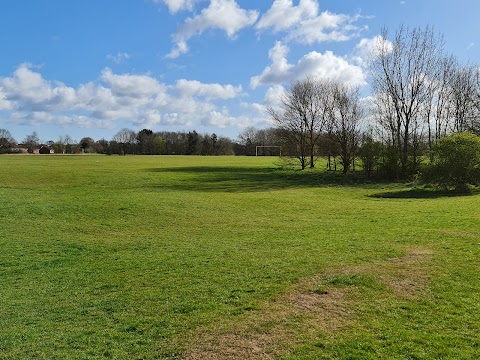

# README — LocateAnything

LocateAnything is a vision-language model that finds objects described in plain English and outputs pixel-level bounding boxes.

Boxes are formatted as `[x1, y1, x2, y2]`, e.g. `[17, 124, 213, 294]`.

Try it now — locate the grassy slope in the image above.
[0, 155, 478, 359]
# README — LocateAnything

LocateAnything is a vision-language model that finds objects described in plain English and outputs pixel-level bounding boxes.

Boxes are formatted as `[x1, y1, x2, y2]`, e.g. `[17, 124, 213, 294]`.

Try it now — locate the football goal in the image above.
[255, 146, 282, 156]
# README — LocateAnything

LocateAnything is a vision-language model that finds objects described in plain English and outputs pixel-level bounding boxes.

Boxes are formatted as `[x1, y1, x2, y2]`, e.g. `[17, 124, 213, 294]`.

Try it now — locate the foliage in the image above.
[358, 134, 383, 178]
[423, 132, 480, 192]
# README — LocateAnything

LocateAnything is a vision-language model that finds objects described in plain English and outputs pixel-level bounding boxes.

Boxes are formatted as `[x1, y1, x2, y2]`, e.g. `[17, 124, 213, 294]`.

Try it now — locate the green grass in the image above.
[0, 155, 479, 359]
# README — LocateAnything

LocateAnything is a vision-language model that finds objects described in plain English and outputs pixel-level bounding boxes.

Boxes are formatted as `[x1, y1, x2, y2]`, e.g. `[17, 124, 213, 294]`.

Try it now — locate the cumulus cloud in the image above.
[0, 63, 243, 130]
[101, 68, 164, 99]
[352, 35, 393, 67]
[201, 109, 266, 128]
[0, 63, 78, 112]
[264, 85, 285, 107]
[153, 0, 200, 13]
[166, 0, 258, 58]
[256, 0, 365, 45]
[0, 88, 13, 110]
[250, 41, 293, 89]
[256, 0, 318, 32]
[251, 42, 366, 89]
[175, 79, 242, 99]
[295, 51, 366, 86]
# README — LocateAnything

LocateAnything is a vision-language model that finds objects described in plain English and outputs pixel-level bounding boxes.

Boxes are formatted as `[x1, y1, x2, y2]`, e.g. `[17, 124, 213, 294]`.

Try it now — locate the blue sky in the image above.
[0, 0, 479, 143]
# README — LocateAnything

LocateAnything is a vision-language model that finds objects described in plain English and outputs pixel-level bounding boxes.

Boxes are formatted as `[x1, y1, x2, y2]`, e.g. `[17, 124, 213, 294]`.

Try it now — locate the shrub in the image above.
[423, 132, 480, 193]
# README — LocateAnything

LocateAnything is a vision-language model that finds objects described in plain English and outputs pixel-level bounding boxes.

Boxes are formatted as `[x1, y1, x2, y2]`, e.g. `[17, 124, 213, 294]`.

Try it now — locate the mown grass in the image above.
[0, 155, 479, 359]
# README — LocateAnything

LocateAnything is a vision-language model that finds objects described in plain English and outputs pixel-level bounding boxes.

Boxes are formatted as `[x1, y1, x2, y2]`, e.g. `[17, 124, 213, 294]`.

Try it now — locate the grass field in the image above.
[0, 155, 479, 359]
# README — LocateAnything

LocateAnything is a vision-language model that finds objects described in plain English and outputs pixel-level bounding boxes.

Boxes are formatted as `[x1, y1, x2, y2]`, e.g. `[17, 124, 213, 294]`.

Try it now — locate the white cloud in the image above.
[256, 0, 365, 45]
[166, 0, 258, 58]
[264, 85, 285, 107]
[0, 88, 13, 110]
[201, 110, 265, 128]
[256, 0, 318, 32]
[352, 35, 393, 67]
[166, 41, 189, 59]
[101, 68, 164, 99]
[287, 12, 365, 44]
[153, 0, 200, 13]
[0, 63, 245, 131]
[106, 52, 130, 64]
[251, 42, 366, 89]
[250, 41, 293, 89]
[0, 63, 77, 112]
[295, 51, 366, 86]
[175, 79, 242, 99]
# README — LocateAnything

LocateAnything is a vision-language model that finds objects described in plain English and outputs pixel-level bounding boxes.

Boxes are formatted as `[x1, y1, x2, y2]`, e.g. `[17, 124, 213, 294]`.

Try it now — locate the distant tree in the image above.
[62, 134, 74, 154]
[51, 142, 64, 154]
[216, 135, 234, 155]
[137, 129, 157, 155]
[423, 132, 480, 193]
[201, 135, 212, 155]
[238, 127, 257, 156]
[210, 133, 218, 155]
[23, 131, 40, 153]
[0, 129, 16, 153]
[157, 131, 187, 154]
[80, 137, 95, 153]
[95, 139, 109, 154]
[186, 131, 199, 155]
[113, 128, 136, 155]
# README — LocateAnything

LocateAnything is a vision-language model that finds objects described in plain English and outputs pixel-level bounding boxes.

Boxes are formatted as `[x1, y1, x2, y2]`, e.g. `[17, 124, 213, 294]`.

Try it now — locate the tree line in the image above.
[269, 25, 480, 181]
[0, 128, 243, 156]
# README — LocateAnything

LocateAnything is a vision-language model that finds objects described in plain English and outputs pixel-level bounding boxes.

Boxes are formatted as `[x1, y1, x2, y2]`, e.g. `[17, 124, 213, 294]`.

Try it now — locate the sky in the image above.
[0, 0, 479, 144]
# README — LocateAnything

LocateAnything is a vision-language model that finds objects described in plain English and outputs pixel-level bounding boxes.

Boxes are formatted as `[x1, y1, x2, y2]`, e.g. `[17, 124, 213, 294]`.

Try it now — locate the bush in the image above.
[423, 132, 480, 193]
[358, 135, 383, 178]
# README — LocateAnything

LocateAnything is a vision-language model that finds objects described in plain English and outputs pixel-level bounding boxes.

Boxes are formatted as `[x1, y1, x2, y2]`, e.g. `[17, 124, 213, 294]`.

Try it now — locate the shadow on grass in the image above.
[370, 187, 480, 199]
[144, 166, 379, 193]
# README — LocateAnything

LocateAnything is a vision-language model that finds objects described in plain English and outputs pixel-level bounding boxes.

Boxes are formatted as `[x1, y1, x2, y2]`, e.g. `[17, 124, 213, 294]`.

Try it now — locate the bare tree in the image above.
[371, 25, 445, 177]
[450, 63, 479, 133]
[425, 55, 456, 155]
[113, 128, 136, 155]
[23, 131, 40, 153]
[0, 129, 16, 150]
[330, 84, 362, 174]
[269, 78, 330, 169]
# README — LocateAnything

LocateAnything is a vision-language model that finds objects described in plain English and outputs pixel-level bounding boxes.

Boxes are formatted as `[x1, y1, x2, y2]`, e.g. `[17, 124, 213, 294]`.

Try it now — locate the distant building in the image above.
[38, 146, 53, 154]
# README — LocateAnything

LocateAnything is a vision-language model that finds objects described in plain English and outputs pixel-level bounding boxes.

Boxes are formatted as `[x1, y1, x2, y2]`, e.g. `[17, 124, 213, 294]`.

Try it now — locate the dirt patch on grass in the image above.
[182, 286, 351, 360]
[180, 247, 433, 360]
[376, 247, 433, 298]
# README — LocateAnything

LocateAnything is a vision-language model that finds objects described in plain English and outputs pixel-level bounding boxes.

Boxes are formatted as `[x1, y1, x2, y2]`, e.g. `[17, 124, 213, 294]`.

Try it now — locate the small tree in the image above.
[424, 132, 480, 193]
[23, 131, 40, 153]
[0, 129, 16, 153]
[358, 133, 382, 178]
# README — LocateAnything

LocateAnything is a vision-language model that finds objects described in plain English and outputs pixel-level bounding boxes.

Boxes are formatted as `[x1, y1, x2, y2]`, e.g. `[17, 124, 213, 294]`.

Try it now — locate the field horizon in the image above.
[0, 155, 478, 359]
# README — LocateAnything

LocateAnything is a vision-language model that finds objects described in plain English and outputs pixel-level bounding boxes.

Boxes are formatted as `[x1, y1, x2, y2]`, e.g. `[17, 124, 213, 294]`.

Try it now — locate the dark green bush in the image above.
[423, 132, 480, 193]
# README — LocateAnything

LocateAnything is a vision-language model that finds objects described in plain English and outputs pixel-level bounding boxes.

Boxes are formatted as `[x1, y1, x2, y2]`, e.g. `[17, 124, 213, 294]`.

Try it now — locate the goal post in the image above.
[255, 146, 282, 156]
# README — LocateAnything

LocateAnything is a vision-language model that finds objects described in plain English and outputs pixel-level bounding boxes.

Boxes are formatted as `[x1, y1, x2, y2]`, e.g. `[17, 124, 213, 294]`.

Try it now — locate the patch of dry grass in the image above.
[181, 247, 433, 359]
